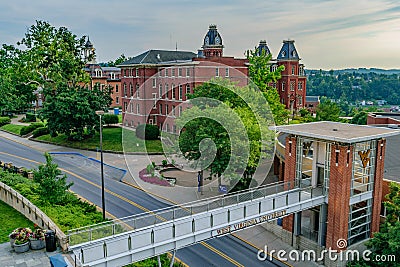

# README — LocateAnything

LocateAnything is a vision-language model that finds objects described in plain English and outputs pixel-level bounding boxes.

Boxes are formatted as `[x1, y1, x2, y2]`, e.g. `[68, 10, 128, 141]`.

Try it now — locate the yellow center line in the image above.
[0, 150, 244, 267]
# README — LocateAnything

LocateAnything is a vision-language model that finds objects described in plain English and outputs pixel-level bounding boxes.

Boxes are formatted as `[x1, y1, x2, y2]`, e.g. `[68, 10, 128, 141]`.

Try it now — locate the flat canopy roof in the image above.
[272, 121, 400, 143]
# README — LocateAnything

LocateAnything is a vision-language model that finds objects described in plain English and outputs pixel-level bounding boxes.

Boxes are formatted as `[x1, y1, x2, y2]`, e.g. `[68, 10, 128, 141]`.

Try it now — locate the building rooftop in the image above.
[272, 121, 400, 143]
[305, 96, 320, 102]
[118, 50, 196, 66]
[384, 134, 400, 182]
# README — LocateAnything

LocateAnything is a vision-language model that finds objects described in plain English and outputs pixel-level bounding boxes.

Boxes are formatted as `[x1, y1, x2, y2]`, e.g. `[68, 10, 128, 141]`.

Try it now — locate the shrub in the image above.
[32, 127, 50, 138]
[162, 160, 168, 167]
[136, 124, 160, 140]
[25, 113, 36, 122]
[146, 164, 155, 175]
[0, 117, 11, 127]
[103, 114, 119, 126]
[33, 153, 73, 205]
[20, 122, 44, 136]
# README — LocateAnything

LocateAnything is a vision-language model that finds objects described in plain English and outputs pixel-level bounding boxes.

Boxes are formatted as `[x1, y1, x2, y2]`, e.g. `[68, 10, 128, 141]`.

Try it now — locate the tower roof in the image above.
[85, 36, 93, 48]
[257, 40, 271, 56]
[277, 40, 300, 61]
[202, 24, 224, 48]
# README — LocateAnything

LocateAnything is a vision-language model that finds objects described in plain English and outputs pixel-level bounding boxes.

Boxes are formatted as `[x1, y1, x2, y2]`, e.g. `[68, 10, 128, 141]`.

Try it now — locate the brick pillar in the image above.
[283, 136, 297, 232]
[283, 214, 294, 232]
[326, 144, 353, 251]
[371, 139, 386, 236]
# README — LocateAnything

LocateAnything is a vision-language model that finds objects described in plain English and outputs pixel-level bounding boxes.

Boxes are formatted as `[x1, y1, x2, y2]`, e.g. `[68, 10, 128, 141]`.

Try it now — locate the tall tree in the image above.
[11, 20, 112, 139]
[18, 20, 90, 91]
[246, 48, 289, 125]
[0, 45, 37, 114]
[176, 79, 274, 190]
[40, 83, 112, 140]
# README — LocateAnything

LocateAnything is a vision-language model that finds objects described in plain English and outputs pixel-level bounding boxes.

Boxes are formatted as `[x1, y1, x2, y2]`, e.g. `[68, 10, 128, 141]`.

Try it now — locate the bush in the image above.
[136, 124, 160, 140]
[20, 122, 44, 136]
[25, 113, 36, 122]
[103, 114, 119, 126]
[0, 117, 11, 127]
[32, 127, 50, 138]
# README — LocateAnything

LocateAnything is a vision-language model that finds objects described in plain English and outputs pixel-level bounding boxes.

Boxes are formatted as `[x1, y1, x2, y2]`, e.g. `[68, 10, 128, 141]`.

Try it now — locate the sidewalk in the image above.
[0, 242, 72, 267]
[234, 225, 322, 267]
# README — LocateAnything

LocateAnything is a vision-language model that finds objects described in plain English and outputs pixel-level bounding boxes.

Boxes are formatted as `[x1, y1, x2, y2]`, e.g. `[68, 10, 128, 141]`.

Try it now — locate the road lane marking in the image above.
[1, 151, 241, 267]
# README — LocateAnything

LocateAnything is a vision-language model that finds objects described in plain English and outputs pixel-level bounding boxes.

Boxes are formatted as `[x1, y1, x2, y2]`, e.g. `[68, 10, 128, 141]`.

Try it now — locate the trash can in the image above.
[45, 230, 57, 252]
[114, 107, 119, 115]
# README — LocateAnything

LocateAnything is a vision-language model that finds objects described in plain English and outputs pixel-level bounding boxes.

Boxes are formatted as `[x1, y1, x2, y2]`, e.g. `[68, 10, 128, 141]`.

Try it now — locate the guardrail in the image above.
[0, 181, 68, 250]
[67, 180, 323, 247]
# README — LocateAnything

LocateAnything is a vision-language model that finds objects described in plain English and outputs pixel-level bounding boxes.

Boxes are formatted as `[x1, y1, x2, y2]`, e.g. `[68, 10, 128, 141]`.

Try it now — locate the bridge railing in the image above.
[67, 180, 322, 247]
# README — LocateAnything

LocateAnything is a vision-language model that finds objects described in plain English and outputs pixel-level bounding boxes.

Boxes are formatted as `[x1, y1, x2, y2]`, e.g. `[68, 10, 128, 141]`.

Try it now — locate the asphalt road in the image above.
[0, 136, 285, 267]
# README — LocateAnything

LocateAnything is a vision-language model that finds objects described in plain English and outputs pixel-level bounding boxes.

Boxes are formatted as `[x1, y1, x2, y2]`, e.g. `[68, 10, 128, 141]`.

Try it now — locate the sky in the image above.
[1, 0, 399, 70]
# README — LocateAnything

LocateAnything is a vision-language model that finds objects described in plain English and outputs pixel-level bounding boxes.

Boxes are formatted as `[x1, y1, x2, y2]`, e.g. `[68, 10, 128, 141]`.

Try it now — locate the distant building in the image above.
[257, 39, 307, 112]
[305, 96, 320, 114]
[82, 37, 122, 108]
[118, 25, 307, 130]
[118, 25, 248, 131]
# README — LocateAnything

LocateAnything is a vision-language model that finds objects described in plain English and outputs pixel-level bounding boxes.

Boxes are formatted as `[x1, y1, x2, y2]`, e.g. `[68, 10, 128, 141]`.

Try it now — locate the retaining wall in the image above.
[0, 181, 68, 251]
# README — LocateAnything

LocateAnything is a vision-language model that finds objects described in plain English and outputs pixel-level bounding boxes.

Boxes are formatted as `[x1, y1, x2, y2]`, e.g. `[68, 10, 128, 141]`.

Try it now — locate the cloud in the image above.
[0, 0, 399, 69]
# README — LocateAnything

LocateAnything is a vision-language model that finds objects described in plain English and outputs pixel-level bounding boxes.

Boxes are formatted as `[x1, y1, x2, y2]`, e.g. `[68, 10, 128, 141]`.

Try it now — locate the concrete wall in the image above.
[0, 181, 67, 251]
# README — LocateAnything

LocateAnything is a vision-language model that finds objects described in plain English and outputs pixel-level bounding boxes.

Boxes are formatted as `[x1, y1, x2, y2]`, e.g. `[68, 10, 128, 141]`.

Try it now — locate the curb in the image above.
[0, 129, 22, 137]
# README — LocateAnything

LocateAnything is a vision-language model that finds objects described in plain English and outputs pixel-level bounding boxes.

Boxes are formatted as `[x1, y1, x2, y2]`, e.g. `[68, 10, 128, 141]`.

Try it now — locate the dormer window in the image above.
[95, 69, 102, 77]
[281, 51, 286, 57]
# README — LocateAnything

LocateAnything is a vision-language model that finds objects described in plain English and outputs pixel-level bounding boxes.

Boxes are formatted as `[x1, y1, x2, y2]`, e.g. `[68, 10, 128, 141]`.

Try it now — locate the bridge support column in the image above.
[157, 255, 161, 267]
[170, 250, 176, 267]
[293, 212, 301, 236]
[318, 204, 327, 247]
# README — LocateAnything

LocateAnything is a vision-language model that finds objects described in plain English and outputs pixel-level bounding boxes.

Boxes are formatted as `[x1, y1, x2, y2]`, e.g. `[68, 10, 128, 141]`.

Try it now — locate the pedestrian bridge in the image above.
[68, 181, 325, 267]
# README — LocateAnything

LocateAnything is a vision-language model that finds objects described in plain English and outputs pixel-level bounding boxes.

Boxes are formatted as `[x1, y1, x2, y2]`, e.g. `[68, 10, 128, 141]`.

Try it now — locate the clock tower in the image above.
[201, 25, 224, 58]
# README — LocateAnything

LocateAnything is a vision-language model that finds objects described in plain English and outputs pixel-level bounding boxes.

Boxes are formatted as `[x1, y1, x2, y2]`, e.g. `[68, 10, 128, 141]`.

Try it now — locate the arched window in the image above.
[135, 83, 140, 98]
[129, 83, 133, 97]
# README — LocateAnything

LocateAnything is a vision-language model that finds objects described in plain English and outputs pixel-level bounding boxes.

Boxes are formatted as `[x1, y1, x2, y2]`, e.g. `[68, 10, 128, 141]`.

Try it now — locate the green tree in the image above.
[246, 47, 289, 125]
[0, 45, 37, 114]
[33, 153, 73, 204]
[316, 97, 342, 121]
[350, 110, 367, 125]
[40, 83, 112, 140]
[17, 20, 90, 91]
[106, 54, 128, 67]
[177, 79, 274, 189]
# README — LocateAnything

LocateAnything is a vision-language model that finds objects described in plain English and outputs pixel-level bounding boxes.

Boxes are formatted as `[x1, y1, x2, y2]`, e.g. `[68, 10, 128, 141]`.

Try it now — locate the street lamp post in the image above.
[95, 110, 106, 220]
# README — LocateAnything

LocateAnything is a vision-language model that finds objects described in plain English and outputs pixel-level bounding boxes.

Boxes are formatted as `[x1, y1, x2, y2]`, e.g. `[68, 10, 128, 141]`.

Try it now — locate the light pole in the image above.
[95, 110, 106, 220]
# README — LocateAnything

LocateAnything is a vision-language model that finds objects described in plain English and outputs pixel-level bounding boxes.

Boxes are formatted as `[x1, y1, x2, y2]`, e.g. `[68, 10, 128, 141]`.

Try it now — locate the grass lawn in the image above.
[35, 127, 163, 153]
[0, 200, 35, 243]
[0, 124, 24, 135]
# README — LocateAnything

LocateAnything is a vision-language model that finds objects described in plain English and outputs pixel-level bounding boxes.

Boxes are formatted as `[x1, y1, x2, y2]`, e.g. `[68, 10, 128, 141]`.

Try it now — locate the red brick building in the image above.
[118, 25, 307, 130]
[273, 122, 399, 265]
[82, 38, 122, 108]
[118, 25, 248, 132]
